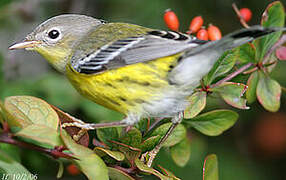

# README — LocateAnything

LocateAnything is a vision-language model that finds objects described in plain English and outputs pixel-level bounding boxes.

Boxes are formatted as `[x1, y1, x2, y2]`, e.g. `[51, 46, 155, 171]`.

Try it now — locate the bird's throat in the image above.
[34, 46, 70, 74]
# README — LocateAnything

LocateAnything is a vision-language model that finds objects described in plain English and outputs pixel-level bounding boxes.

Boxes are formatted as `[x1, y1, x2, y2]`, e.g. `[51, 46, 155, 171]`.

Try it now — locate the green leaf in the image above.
[204, 50, 237, 85]
[4, 96, 59, 131]
[0, 150, 34, 180]
[203, 154, 219, 180]
[184, 110, 238, 136]
[212, 82, 249, 109]
[134, 159, 172, 180]
[120, 127, 142, 148]
[15, 124, 63, 147]
[184, 92, 207, 119]
[3, 96, 62, 147]
[108, 167, 135, 180]
[151, 123, 186, 147]
[246, 71, 259, 103]
[139, 135, 161, 152]
[97, 127, 120, 147]
[94, 147, 125, 161]
[236, 43, 256, 64]
[255, 1, 285, 62]
[170, 137, 191, 167]
[257, 72, 281, 112]
[61, 130, 109, 180]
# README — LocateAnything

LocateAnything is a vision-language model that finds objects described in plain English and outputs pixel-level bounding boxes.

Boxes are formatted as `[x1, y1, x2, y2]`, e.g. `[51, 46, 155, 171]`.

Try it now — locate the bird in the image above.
[9, 14, 284, 166]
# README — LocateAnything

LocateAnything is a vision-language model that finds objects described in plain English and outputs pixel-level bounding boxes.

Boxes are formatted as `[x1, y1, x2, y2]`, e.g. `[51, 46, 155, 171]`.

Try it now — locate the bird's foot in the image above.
[61, 118, 127, 141]
[62, 119, 127, 130]
[61, 118, 95, 130]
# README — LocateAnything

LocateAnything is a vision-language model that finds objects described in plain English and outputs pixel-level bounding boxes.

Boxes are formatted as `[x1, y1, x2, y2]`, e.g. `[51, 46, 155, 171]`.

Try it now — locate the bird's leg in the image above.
[144, 112, 183, 167]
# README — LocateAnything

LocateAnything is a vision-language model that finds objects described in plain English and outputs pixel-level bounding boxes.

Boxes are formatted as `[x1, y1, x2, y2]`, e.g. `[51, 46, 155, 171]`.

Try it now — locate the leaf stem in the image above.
[210, 63, 253, 88]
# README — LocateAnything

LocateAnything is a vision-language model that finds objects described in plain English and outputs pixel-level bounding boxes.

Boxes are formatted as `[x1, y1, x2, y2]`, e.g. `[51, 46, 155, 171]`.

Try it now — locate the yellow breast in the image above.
[65, 54, 181, 115]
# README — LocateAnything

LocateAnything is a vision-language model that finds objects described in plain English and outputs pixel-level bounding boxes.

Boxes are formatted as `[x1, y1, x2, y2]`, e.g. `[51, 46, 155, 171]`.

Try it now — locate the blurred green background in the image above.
[1, 0, 286, 179]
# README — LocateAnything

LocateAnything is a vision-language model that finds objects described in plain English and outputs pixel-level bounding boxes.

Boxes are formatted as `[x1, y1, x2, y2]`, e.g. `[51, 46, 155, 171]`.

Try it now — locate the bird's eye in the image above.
[48, 29, 60, 39]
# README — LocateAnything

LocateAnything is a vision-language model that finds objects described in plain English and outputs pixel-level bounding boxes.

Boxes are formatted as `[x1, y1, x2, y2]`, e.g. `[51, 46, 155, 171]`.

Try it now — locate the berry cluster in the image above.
[163, 9, 221, 41]
[187, 16, 222, 41]
[164, 7, 253, 41]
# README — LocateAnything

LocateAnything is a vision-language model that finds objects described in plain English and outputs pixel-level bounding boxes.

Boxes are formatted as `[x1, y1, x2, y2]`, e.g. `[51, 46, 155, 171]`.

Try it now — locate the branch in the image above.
[0, 131, 75, 159]
[210, 63, 253, 88]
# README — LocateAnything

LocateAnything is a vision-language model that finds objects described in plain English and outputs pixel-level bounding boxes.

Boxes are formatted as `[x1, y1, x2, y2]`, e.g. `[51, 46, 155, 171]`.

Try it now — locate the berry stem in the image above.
[232, 3, 250, 28]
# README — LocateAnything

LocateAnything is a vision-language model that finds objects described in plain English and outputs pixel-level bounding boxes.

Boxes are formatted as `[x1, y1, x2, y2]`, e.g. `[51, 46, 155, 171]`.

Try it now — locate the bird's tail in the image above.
[186, 25, 285, 56]
[170, 26, 286, 87]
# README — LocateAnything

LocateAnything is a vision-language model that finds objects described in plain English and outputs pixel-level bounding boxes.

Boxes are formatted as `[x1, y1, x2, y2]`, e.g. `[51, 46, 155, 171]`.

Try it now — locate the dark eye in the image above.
[48, 29, 60, 39]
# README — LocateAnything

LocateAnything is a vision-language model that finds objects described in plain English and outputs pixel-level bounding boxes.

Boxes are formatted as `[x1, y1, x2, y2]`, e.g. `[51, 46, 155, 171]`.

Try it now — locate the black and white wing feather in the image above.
[71, 30, 202, 74]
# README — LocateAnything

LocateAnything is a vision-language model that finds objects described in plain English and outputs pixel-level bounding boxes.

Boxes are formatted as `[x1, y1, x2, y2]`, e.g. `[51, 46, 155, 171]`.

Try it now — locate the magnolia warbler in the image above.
[9, 14, 284, 166]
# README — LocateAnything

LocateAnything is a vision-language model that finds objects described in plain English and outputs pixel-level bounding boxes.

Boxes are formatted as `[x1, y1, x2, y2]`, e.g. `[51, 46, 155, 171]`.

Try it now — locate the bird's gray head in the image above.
[9, 14, 104, 73]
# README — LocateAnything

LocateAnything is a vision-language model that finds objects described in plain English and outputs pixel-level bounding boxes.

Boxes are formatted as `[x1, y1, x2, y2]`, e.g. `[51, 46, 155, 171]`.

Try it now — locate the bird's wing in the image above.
[71, 29, 206, 74]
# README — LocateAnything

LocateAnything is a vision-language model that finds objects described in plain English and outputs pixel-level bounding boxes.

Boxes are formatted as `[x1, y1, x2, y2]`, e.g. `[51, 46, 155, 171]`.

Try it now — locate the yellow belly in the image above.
[65, 54, 181, 115]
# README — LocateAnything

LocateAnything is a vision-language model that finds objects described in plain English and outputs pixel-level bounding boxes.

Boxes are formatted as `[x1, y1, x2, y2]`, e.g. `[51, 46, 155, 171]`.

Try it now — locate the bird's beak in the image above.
[9, 40, 41, 50]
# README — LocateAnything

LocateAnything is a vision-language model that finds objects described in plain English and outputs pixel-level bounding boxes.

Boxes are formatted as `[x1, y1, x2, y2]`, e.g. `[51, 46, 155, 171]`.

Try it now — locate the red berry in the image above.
[66, 164, 80, 176]
[189, 16, 204, 33]
[207, 24, 222, 41]
[164, 9, 179, 31]
[196, 28, 208, 41]
[239, 8, 252, 22]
